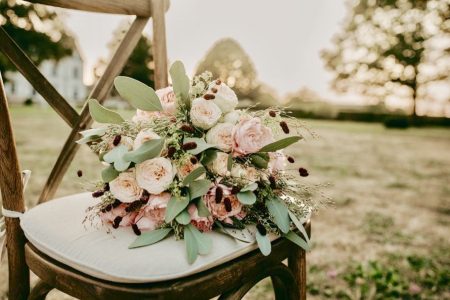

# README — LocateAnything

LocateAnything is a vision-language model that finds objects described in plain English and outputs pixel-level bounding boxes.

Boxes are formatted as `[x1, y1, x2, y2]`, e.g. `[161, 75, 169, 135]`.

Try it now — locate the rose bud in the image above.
[215, 186, 223, 203]
[180, 124, 195, 133]
[223, 197, 232, 212]
[103, 182, 110, 191]
[269, 110, 277, 117]
[112, 135, 122, 146]
[132, 224, 141, 236]
[167, 146, 176, 158]
[182, 142, 197, 151]
[92, 190, 104, 198]
[77, 170, 83, 177]
[299, 167, 309, 177]
[287, 156, 295, 163]
[280, 121, 290, 134]
[256, 223, 267, 236]
[269, 175, 277, 189]
[203, 94, 215, 100]
[112, 216, 122, 229]
[211, 87, 218, 93]
[231, 186, 241, 194]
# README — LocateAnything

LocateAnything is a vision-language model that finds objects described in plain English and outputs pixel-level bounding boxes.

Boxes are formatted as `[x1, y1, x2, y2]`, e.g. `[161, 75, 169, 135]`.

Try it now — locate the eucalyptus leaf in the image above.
[88, 99, 125, 124]
[195, 198, 211, 217]
[123, 139, 164, 163]
[249, 153, 269, 169]
[175, 210, 191, 225]
[237, 191, 257, 205]
[101, 165, 119, 182]
[183, 138, 215, 155]
[165, 196, 190, 223]
[169, 61, 190, 105]
[189, 179, 212, 200]
[184, 226, 198, 264]
[201, 149, 218, 165]
[216, 223, 255, 243]
[284, 231, 310, 251]
[255, 230, 272, 256]
[227, 153, 233, 171]
[266, 197, 290, 234]
[103, 145, 130, 171]
[114, 76, 162, 111]
[128, 228, 172, 249]
[259, 136, 302, 152]
[186, 224, 212, 255]
[288, 210, 311, 245]
[241, 182, 258, 192]
[80, 127, 107, 137]
[182, 166, 206, 186]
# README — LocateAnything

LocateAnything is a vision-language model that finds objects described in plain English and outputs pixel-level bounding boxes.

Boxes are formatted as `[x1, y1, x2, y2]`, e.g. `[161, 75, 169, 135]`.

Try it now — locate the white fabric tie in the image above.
[0, 170, 31, 261]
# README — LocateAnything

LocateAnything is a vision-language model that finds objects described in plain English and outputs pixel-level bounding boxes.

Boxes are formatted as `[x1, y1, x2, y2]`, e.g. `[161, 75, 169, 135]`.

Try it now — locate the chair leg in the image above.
[271, 275, 289, 300]
[28, 280, 53, 300]
[288, 247, 307, 300]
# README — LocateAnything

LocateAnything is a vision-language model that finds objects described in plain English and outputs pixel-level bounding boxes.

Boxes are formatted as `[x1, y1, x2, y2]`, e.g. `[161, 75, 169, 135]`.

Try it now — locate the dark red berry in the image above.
[256, 223, 267, 236]
[231, 186, 241, 194]
[100, 208, 106, 213]
[112, 216, 122, 228]
[180, 124, 195, 133]
[167, 146, 177, 158]
[216, 79, 222, 85]
[280, 121, 290, 134]
[269, 175, 277, 189]
[299, 168, 309, 177]
[112, 135, 121, 146]
[287, 156, 295, 163]
[203, 94, 215, 100]
[112, 199, 121, 208]
[224, 198, 232, 212]
[140, 190, 150, 203]
[132, 224, 141, 236]
[190, 156, 198, 164]
[105, 204, 112, 212]
[77, 170, 83, 177]
[104, 182, 110, 191]
[182, 142, 197, 150]
[211, 87, 218, 93]
[92, 190, 104, 198]
[269, 110, 277, 117]
[215, 186, 223, 203]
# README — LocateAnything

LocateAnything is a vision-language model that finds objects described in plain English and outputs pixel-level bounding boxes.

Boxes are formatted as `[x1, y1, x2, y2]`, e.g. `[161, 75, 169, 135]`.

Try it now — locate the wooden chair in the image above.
[0, 1, 311, 299]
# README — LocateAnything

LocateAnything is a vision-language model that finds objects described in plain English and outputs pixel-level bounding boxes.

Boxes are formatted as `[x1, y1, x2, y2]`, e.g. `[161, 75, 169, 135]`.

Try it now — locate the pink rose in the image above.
[204, 184, 245, 222]
[187, 203, 213, 232]
[156, 86, 177, 115]
[268, 152, 286, 173]
[232, 117, 274, 156]
[134, 192, 171, 231]
[100, 204, 137, 227]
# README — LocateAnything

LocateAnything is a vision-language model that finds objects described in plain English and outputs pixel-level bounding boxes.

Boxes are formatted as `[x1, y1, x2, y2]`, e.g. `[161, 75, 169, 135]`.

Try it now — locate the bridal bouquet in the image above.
[78, 61, 313, 263]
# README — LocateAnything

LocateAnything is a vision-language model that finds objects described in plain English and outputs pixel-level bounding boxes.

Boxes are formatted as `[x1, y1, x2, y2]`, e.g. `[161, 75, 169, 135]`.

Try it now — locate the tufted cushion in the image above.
[20, 193, 308, 283]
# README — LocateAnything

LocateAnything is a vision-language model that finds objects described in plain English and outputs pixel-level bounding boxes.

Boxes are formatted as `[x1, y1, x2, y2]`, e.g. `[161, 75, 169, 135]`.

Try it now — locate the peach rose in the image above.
[206, 123, 234, 152]
[100, 204, 137, 227]
[136, 158, 175, 194]
[177, 157, 205, 180]
[232, 117, 274, 156]
[133, 129, 160, 150]
[109, 168, 143, 203]
[187, 203, 213, 232]
[134, 192, 170, 231]
[204, 184, 245, 222]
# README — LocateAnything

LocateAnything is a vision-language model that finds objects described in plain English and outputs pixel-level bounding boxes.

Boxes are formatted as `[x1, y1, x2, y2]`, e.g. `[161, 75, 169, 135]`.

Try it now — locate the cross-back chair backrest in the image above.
[0, 1, 169, 298]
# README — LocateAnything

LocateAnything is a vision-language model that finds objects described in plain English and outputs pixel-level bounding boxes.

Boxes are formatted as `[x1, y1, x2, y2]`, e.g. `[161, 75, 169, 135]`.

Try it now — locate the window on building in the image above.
[73, 67, 78, 78]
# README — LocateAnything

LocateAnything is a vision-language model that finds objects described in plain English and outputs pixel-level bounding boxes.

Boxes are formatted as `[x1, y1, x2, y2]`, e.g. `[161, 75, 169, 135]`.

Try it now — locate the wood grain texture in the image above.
[38, 17, 149, 203]
[0, 74, 30, 300]
[151, 0, 169, 89]
[27, 0, 153, 16]
[288, 220, 311, 300]
[25, 235, 302, 300]
[28, 280, 53, 300]
[0, 27, 80, 128]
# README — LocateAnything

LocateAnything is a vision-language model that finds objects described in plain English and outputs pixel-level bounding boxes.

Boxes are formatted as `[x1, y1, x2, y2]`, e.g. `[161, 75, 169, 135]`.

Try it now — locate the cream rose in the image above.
[134, 192, 170, 231]
[132, 110, 164, 123]
[156, 86, 177, 115]
[187, 203, 214, 232]
[207, 152, 229, 176]
[109, 168, 143, 203]
[136, 157, 175, 194]
[204, 184, 245, 222]
[190, 98, 222, 129]
[232, 117, 274, 156]
[231, 165, 260, 182]
[177, 157, 205, 180]
[133, 129, 160, 150]
[208, 82, 238, 113]
[205, 123, 234, 152]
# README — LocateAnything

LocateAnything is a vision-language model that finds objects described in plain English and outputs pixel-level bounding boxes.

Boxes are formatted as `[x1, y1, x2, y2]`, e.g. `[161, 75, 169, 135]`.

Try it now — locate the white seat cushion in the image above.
[21, 193, 308, 283]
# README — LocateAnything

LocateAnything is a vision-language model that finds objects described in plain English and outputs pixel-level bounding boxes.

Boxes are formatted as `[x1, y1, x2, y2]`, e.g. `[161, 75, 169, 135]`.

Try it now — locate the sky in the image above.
[61, 0, 349, 102]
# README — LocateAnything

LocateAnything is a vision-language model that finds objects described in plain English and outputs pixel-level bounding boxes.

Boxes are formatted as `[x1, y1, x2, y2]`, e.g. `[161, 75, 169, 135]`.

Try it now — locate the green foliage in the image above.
[128, 228, 172, 249]
[259, 136, 302, 152]
[266, 197, 290, 234]
[114, 76, 162, 111]
[255, 230, 271, 256]
[175, 210, 191, 225]
[0, 1, 73, 77]
[183, 137, 215, 155]
[182, 166, 206, 186]
[103, 145, 130, 171]
[165, 196, 190, 223]
[88, 99, 125, 124]
[237, 191, 257, 205]
[188, 179, 211, 200]
[123, 139, 165, 164]
[101, 165, 119, 182]
[284, 231, 309, 251]
[169, 61, 190, 106]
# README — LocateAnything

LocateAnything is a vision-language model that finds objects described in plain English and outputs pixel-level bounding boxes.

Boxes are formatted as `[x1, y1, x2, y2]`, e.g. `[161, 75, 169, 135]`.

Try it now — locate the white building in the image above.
[4, 46, 87, 106]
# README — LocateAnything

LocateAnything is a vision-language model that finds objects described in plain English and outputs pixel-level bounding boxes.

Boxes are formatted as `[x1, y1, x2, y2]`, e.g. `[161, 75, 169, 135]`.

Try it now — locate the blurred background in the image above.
[0, 0, 449, 299]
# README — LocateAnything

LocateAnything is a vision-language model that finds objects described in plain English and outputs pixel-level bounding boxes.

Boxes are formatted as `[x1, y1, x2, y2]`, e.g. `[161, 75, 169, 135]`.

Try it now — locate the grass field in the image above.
[1, 106, 449, 299]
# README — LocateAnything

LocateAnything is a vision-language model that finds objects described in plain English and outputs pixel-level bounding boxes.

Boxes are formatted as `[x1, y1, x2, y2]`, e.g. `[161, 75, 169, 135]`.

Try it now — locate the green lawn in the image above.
[1, 106, 449, 299]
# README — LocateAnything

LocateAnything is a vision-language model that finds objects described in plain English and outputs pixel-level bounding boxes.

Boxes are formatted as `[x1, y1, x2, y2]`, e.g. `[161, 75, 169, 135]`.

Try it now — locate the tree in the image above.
[195, 38, 258, 100]
[94, 21, 154, 88]
[321, 0, 449, 117]
[0, 0, 73, 77]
